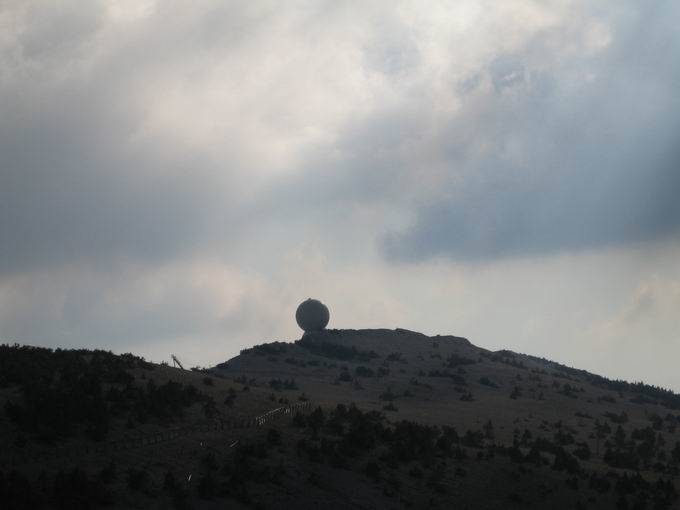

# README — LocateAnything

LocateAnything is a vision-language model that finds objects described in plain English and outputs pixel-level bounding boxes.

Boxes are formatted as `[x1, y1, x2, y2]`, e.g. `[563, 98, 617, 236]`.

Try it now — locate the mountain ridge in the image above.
[2, 330, 680, 509]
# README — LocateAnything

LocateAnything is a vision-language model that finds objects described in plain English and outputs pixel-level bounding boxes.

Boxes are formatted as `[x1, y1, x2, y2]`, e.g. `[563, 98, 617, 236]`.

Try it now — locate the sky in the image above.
[1, 1, 679, 389]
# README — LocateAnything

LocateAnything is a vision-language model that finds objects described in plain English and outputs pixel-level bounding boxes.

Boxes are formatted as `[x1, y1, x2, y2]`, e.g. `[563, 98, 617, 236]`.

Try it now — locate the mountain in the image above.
[1, 329, 679, 509]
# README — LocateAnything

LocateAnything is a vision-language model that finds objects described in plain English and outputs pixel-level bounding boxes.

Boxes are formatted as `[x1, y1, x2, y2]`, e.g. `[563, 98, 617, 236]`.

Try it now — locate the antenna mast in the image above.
[171, 354, 185, 370]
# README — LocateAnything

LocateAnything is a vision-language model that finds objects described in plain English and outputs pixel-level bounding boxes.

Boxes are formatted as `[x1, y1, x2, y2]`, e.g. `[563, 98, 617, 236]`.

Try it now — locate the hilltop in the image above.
[214, 328, 680, 508]
[1, 329, 679, 509]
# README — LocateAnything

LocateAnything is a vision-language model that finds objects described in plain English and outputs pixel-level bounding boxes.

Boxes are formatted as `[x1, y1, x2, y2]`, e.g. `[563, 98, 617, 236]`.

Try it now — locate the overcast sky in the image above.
[1, 0, 679, 389]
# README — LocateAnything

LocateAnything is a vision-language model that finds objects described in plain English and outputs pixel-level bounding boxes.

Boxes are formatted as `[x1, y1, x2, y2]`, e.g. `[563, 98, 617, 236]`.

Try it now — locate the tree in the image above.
[614, 425, 626, 448]
[671, 442, 680, 464]
[197, 473, 218, 500]
[309, 407, 325, 439]
[483, 419, 495, 440]
[379, 387, 396, 402]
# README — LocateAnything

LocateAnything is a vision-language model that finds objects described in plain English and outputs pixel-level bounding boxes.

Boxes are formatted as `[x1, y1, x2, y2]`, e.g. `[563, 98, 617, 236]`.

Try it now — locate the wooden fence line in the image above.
[0, 401, 312, 466]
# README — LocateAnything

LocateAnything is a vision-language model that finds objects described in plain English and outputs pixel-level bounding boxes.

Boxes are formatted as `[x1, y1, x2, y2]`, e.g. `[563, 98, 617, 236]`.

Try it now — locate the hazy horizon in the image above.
[1, 1, 679, 390]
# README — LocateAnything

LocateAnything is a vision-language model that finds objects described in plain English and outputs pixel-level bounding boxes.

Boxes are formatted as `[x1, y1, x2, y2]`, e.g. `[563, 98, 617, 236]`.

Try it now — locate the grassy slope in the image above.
[0, 349, 283, 509]
[1, 329, 679, 509]
[212, 328, 680, 509]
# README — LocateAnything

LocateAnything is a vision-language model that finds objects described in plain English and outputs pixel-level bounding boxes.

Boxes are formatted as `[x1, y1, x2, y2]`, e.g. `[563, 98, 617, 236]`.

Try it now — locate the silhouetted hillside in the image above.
[2, 330, 680, 509]
[213, 328, 680, 509]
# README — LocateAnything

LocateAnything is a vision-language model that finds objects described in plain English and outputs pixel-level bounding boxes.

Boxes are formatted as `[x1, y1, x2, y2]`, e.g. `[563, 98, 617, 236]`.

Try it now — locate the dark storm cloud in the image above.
[3, 1, 680, 390]
[383, 3, 680, 262]
[0, 2, 248, 276]
[0, 88, 226, 275]
[4, 0, 679, 275]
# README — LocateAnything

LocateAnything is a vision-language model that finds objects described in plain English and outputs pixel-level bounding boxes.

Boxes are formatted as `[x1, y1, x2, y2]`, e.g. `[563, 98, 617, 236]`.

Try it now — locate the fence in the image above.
[0, 401, 312, 466]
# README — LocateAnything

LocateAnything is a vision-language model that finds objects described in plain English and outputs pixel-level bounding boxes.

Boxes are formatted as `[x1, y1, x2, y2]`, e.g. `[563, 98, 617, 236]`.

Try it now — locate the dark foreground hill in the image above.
[2, 330, 680, 509]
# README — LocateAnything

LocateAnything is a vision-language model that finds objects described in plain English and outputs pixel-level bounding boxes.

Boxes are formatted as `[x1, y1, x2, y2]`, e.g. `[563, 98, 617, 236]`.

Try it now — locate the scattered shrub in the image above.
[355, 366, 375, 378]
[479, 376, 498, 388]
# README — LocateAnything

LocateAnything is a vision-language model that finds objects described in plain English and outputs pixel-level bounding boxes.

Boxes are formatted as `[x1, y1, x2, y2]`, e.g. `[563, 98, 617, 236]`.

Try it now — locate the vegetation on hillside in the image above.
[1, 345, 215, 443]
[296, 340, 380, 362]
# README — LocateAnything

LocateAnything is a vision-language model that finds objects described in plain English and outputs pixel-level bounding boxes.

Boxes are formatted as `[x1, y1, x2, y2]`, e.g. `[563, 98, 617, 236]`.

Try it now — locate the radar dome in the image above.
[296, 298, 330, 332]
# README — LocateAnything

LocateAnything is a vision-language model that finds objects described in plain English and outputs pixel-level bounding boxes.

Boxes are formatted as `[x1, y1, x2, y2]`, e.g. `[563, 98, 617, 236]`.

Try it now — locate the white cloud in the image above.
[1, 0, 679, 390]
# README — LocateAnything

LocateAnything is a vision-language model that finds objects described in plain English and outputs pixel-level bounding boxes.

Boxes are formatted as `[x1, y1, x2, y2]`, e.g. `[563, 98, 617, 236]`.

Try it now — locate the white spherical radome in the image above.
[295, 298, 330, 332]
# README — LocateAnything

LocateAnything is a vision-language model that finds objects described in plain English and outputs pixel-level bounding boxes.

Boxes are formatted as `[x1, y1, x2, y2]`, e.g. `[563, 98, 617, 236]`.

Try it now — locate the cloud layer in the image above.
[1, 1, 679, 387]
[383, 2, 680, 261]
